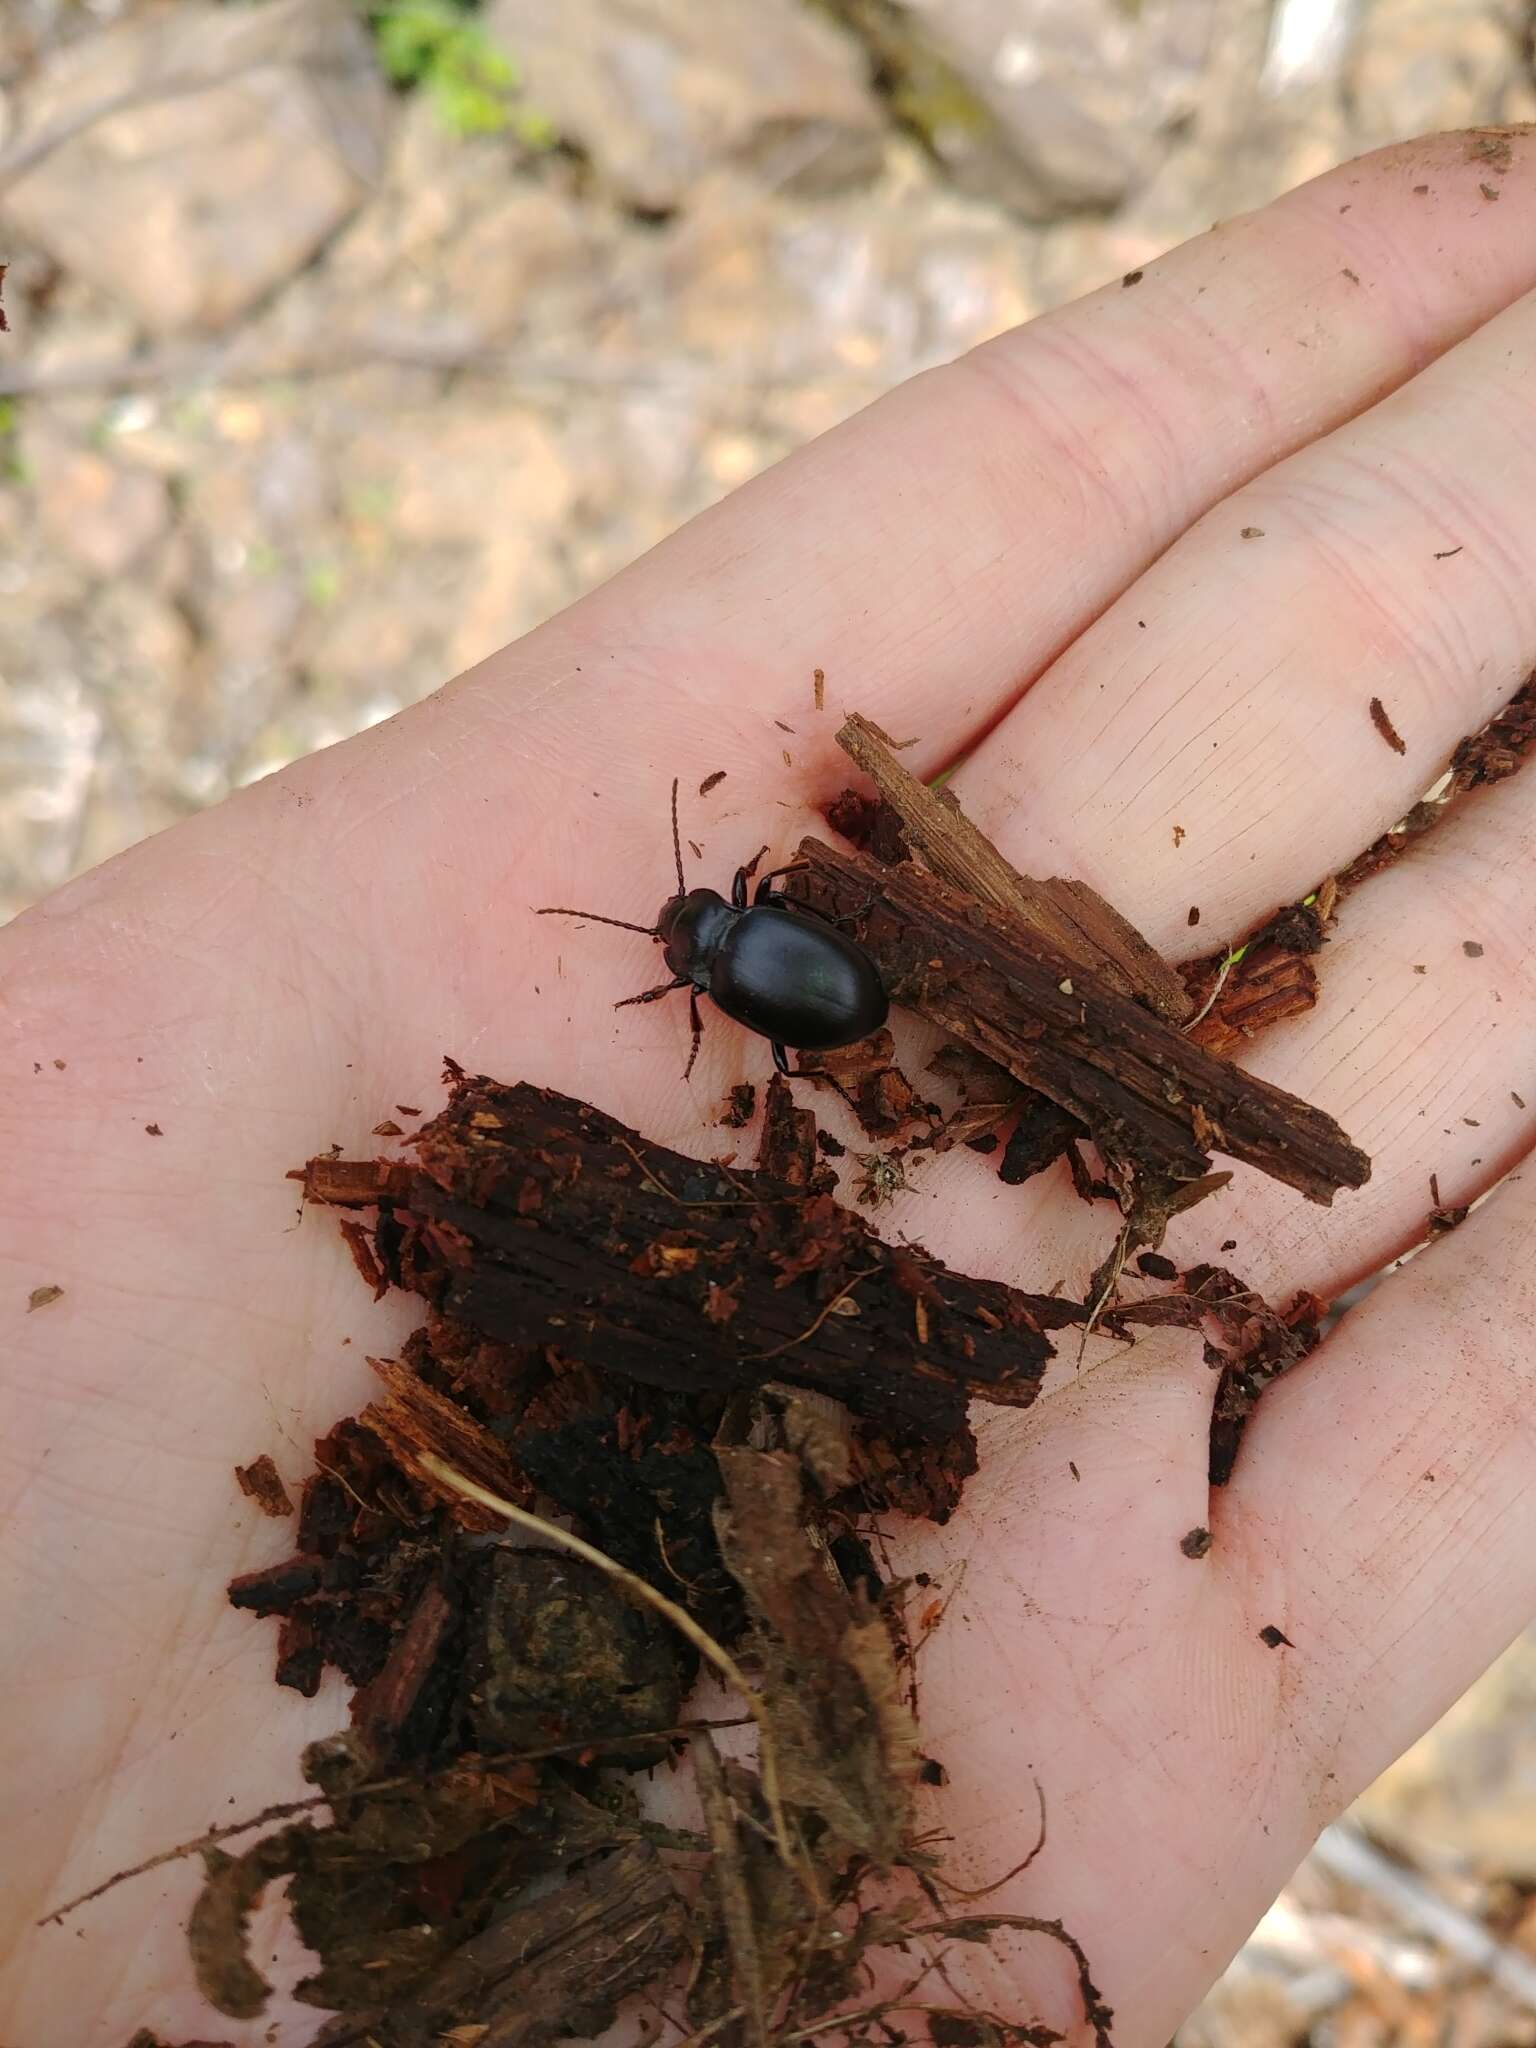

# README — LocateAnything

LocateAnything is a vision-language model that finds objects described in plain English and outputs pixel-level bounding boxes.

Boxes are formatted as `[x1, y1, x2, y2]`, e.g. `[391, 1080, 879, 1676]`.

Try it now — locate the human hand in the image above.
[6, 128, 1536, 2047]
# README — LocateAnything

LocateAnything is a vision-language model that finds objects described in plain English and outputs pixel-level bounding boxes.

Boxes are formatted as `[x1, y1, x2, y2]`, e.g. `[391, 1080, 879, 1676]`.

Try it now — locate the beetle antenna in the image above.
[670, 778, 685, 897]
[535, 906, 658, 936]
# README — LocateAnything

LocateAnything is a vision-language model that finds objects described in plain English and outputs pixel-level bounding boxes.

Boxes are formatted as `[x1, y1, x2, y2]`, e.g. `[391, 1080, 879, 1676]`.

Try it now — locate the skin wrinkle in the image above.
[994, 236, 1295, 461]
[982, 323, 1183, 538]
[1138, 659, 1277, 811]
[1289, 180, 1442, 361]
[1339, 1534, 1508, 1739]
[1171, 716, 1294, 832]
[1216, 949, 1515, 1270]
[1375, 455, 1533, 654]
[1093, 651, 1233, 791]
[1291, 476, 1497, 703]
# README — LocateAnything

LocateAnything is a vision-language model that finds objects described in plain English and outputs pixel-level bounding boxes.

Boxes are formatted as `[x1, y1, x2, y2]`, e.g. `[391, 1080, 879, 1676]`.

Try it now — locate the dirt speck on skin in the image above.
[1172, 824, 1186, 847]
[1240, 526, 1265, 539]
[699, 770, 727, 797]
[146, 1123, 164, 1136]
[1480, 182, 1501, 200]
[1180, 1528, 1212, 1559]
[1259, 1625, 1293, 1649]
[1469, 131, 1515, 171]
[1368, 696, 1407, 755]
[372, 1120, 404, 1137]
[1342, 266, 1360, 284]
[27, 1284, 64, 1312]
[813, 667, 825, 712]
[1464, 940, 1485, 958]
[1122, 269, 1144, 287]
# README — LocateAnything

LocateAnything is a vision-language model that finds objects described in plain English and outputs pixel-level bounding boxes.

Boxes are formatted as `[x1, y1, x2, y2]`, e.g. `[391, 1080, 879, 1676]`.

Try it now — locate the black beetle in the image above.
[538, 780, 888, 1078]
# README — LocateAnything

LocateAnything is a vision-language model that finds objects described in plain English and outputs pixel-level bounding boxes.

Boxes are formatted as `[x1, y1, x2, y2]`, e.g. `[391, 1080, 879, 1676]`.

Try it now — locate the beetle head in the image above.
[658, 888, 734, 979]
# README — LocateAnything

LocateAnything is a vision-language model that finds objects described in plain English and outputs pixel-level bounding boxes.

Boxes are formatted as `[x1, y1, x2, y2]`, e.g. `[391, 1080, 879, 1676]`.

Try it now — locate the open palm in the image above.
[7, 129, 1536, 2048]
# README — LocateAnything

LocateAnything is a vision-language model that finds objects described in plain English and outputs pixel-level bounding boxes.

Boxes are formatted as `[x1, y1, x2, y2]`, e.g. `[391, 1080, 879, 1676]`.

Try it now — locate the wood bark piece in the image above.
[1185, 945, 1319, 1057]
[362, 1353, 532, 1531]
[296, 1073, 1081, 1458]
[315, 1841, 687, 2048]
[384, 1079, 1074, 1440]
[835, 711, 1191, 1021]
[349, 1582, 454, 1753]
[794, 838, 1370, 1204]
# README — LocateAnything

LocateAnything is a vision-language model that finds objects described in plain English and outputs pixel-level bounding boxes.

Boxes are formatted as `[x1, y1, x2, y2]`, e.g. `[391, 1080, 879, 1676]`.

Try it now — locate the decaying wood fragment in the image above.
[346, 1582, 455, 1754]
[796, 1025, 932, 1137]
[1184, 944, 1320, 1056]
[793, 837, 1370, 1205]
[362, 1353, 531, 1530]
[234, 1454, 293, 1518]
[835, 712, 1191, 1022]
[310, 1842, 686, 2048]
[306, 1076, 1078, 1442]
[291, 1156, 413, 1207]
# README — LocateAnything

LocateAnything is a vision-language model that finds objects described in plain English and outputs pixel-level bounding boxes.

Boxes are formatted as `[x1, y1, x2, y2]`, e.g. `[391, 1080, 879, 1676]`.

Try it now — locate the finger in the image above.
[444, 131, 1536, 783]
[954, 277, 1536, 955]
[1227, 1157, 1536, 1895]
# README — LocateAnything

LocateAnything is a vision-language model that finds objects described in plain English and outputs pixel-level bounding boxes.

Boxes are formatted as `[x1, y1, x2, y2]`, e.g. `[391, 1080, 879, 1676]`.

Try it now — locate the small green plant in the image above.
[371, 0, 555, 142]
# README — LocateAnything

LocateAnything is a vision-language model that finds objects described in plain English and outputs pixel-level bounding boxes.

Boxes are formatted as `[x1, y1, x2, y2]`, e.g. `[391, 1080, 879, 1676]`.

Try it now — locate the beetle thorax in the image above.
[657, 888, 737, 984]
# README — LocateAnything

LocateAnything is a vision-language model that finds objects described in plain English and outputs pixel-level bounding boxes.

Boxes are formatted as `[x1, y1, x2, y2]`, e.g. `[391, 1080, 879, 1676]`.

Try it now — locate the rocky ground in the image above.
[4, 0, 1536, 2040]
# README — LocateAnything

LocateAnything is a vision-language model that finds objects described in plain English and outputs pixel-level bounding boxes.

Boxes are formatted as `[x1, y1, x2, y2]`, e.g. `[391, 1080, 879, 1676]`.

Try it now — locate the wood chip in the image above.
[234, 1455, 294, 1519]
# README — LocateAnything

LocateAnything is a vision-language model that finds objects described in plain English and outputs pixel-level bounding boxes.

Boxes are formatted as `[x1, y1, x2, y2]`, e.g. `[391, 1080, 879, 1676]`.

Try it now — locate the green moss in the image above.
[370, 0, 555, 144]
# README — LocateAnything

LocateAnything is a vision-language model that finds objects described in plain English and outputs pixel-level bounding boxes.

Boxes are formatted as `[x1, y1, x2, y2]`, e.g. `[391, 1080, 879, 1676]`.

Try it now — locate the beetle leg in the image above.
[763, 876, 879, 929]
[752, 861, 808, 907]
[771, 1040, 793, 1077]
[731, 867, 749, 910]
[615, 976, 690, 1009]
[684, 989, 705, 1081]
